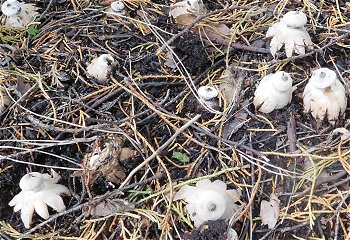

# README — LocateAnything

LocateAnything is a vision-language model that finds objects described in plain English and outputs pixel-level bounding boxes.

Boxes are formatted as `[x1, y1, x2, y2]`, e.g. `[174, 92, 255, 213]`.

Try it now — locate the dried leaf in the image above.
[17, 76, 31, 96]
[200, 23, 230, 45]
[75, 137, 137, 185]
[119, 147, 137, 161]
[90, 199, 134, 217]
[0, 87, 10, 112]
[164, 49, 177, 69]
[260, 193, 280, 229]
[222, 109, 248, 139]
[303, 159, 330, 183]
[103, 161, 126, 184]
[174, 14, 196, 26]
[219, 65, 239, 105]
[169, 0, 206, 19]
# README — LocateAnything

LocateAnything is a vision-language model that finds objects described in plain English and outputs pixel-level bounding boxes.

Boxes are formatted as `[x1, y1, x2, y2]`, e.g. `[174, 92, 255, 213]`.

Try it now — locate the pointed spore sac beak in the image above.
[319, 71, 326, 79]
[281, 74, 288, 81]
[105, 57, 114, 66]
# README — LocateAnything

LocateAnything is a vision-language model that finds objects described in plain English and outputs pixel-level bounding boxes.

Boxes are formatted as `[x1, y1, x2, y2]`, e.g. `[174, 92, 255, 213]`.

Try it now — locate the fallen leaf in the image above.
[169, 0, 231, 45]
[260, 193, 280, 229]
[0, 86, 10, 112]
[119, 147, 137, 161]
[199, 23, 231, 45]
[172, 151, 190, 163]
[164, 48, 177, 69]
[74, 136, 137, 185]
[90, 199, 134, 217]
[169, 0, 206, 19]
[219, 65, 240, 105]
[303, 159, 330, 183]
[222, 109, 248, 139]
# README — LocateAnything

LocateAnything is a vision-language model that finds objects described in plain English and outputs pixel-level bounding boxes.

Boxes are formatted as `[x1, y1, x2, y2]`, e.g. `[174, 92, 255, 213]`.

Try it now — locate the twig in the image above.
[293, 170, 347, 198]
[119, 114, 201, 188]
[24, 173, 165, 235]
[287, 114, 297, 152]
[157, 4, 261, 54]
[333, 191, 350, 240]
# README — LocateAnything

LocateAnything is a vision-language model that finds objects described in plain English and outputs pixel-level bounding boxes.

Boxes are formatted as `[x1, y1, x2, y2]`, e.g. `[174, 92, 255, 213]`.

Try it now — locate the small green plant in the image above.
[27, 26, 39, 38]
[172, 151, 190, 163]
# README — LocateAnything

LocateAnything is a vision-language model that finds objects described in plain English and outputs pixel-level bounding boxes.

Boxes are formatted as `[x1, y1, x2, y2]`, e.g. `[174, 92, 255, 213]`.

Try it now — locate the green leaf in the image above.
[27, 27, 39, 38]
[172, 151, 190, 163]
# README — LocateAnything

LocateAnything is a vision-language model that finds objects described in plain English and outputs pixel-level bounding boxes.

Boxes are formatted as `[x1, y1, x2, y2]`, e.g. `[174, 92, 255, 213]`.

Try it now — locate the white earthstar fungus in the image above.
[303, 68, 347, 123]
[266, 11, 312, 57]
[86, 54, 115, 82]
[198, 86, 218, 101]
[9, 170, 71, 228]
[174, 179, 241, 228]
[1, 0, 39, 29]
[198, 86, 219, 109]
[253, 71, 294, 113]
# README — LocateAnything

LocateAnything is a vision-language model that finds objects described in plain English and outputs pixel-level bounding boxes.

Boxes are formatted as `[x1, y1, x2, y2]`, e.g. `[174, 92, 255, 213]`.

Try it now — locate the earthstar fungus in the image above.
[1, 0, 39, 29]
[303, 68, 347, 124]
[197, 85, 219, 110]
[86, 54, 115, 82]
[9, 170, 71, 228]
[174, 179, 241, 228]
[253, 71, 294, 113]
[266, 11, 312, 57]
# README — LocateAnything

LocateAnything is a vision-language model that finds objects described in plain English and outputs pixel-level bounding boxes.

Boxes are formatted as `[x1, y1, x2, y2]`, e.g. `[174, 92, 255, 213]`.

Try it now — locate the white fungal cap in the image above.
[1, 0, 39, 29]
[271, 71, 293, 92]
[174, 179, 241, 228]
[253, 71, 294, 113]
[281, 11, 307, 28]
[19, 172, 44, 192]
[1, 0, 21, 16]
[198, 86, 219, 101]
[266, 11, 312, 57]
[86, 54, 115, 82]
[111, 1, 125, 12]
[309, 67, 337, 89]
[303, 68, 347, 123]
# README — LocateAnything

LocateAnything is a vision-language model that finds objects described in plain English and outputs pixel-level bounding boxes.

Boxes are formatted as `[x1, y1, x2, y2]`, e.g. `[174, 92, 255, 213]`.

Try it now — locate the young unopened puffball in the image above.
[303, 68, 347, 123]
[174, 179, 241, 228]
[266, 11, 312, 57]
[254, 71, 294, 113]
[9, 170, 71, 228]
[109, 1, 126, 15]
[1, 0, 39, 29]
[86, 54, 115, 82]
[198, 85, 219, 110]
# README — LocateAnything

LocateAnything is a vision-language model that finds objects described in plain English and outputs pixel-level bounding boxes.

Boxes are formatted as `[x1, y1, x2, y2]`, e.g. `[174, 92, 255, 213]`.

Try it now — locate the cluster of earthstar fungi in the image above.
[1, 0, 348, 233]
[253, 67, 347, 124]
